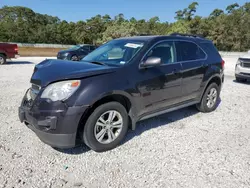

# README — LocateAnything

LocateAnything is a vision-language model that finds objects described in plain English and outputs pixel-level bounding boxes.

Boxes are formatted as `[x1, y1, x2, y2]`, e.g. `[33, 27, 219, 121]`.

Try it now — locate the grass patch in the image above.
[18, 47, 67, 57]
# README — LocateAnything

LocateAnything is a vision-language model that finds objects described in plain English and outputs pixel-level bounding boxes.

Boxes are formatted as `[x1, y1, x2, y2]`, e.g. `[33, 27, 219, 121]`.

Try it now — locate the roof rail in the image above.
[138, 33, 153, 36]
[170, 33, 204, 38]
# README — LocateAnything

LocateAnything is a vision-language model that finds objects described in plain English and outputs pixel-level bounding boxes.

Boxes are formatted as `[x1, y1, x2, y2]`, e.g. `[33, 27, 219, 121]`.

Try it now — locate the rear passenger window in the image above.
[175, 41, 206, 62]
[81, 46, 90, 52]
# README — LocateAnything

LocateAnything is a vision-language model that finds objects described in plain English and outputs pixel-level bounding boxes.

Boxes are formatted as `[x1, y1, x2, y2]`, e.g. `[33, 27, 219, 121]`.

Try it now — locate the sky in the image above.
[0, 0, 248, 23]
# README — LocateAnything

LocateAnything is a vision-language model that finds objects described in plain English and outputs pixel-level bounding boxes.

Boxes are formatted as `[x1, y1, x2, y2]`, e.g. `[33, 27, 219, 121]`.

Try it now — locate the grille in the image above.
[23, 98, 33, 108]
[241, 72, 250, 76]
[242, 63, 250, 68]
[239, 58, 250, 68]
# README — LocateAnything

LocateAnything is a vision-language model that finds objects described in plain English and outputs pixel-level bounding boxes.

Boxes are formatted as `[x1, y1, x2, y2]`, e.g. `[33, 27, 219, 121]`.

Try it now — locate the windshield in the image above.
[82, 40, 144, 66]
[69, 45, 81, 50]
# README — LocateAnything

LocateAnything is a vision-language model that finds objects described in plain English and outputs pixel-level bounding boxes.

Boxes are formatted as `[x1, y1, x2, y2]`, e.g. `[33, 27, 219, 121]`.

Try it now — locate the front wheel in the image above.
[83, 102, 129, 152]
[196, 83, 220, 113]
[0, 54, 6, 65]
[71, 55, 79, 61]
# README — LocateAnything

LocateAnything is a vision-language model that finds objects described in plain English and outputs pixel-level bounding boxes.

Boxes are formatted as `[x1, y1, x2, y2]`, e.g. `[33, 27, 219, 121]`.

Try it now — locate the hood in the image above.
[31, 59, 118, 87]
[240, 53, 250, 59]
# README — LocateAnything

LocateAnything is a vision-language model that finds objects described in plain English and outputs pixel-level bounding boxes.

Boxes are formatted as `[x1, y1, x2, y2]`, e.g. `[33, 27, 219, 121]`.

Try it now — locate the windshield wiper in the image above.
[81, 60, 107, 66]
[90, 61, 107, 66]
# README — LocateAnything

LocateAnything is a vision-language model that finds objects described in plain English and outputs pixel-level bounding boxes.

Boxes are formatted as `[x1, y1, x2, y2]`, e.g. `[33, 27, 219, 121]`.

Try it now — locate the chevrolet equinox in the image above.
[19, 34, 224, 152]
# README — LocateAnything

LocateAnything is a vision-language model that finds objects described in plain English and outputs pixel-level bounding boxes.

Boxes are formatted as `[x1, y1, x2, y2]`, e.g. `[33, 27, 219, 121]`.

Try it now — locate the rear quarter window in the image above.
[175, 41, 206, 62]
[199, 42, 221, 60]
[90, 46, 96, 51]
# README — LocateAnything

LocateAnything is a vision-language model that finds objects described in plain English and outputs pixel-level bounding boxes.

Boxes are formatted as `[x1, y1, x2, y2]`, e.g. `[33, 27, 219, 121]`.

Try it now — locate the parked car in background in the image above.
[19, 34, 224, 152]
[57, 44, 98, 61]
[235, 52, 250, 82]
[0, 43, 19, 64]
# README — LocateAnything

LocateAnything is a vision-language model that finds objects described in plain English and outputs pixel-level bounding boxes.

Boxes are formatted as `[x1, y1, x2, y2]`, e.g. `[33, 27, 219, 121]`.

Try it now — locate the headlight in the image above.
[236, 59, 241, 66]
[41, 80, 81, 101]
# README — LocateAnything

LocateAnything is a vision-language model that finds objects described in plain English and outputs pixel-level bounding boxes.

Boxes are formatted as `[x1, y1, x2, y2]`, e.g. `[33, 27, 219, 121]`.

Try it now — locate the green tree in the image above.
[101, 22, 138, 43]
[0, 2, 250, 51]
[226, 3, 239, 14]
[167, 20, 189, 34]
[210, 9, 224, 17]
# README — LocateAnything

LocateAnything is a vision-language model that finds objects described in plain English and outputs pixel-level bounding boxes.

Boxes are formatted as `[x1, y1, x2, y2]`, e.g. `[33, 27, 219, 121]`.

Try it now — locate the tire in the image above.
[196, 83, 220, 113]
[236, 77, 247, 82]
[83, 102, 129, 152]
[0, 54, 6, 65]
[71, 55, 78, 61]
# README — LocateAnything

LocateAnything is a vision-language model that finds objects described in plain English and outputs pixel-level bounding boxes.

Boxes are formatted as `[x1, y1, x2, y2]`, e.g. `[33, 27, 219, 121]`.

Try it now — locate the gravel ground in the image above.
[0, 57, 250, 188]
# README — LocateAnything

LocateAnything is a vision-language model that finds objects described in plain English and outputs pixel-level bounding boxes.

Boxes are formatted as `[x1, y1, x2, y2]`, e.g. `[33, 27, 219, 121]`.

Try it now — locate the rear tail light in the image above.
[221, 59, 225, 69]
[14, 45, 18, 52]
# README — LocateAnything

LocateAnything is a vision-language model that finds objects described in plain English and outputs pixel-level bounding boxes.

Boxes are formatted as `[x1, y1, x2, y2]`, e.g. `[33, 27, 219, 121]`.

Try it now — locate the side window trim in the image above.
[141, 39, 207, 65]
[174, 40, 208, 63]
[141, 40, 177, 65]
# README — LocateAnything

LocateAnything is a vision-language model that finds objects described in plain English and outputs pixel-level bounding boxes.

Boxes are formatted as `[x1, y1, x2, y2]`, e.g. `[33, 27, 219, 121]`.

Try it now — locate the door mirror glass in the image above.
[141, 57, 162, 68]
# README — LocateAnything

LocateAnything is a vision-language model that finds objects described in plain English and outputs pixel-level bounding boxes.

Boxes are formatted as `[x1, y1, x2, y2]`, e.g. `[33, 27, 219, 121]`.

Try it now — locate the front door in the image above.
[137, 41, 182, 116]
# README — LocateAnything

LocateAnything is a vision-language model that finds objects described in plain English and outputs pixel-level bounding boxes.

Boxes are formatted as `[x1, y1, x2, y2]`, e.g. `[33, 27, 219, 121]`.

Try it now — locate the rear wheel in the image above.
[83, 102, 128, 152]
[0, 54, 6, 65]
[196, 83, 220, 113]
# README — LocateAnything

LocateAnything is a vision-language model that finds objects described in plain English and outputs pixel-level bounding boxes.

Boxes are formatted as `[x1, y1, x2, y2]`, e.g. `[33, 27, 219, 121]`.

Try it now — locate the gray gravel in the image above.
[0, 57, 250, 188]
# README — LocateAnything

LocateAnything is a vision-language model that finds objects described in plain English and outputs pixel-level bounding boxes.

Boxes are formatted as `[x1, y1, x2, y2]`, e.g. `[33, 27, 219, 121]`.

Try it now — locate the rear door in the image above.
[175, 41, 207, 101]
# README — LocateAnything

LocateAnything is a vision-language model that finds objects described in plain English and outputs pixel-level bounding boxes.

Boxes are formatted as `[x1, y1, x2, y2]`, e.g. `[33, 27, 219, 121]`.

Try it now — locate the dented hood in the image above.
[31, 59, 117, 87]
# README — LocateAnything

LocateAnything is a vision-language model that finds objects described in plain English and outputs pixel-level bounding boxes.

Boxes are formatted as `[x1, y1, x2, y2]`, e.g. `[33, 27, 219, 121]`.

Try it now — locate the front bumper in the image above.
[18, 89, 88, 149]
[15, 54, 20, 58]
[235, 64, 250, 79]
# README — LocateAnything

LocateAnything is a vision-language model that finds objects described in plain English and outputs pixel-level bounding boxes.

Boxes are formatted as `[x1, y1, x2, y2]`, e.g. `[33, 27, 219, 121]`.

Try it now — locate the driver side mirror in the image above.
[140, 57, 162, 68]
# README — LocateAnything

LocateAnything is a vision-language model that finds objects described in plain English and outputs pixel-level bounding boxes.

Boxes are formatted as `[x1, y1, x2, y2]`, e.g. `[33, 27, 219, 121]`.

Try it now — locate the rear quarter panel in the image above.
[0, 43, 18, 58]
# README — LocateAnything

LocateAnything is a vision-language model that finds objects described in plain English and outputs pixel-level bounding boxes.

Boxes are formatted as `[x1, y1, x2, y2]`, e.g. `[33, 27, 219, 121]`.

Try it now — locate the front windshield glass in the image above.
[69, 45, 81, 50]
[82, 40, 144, 66]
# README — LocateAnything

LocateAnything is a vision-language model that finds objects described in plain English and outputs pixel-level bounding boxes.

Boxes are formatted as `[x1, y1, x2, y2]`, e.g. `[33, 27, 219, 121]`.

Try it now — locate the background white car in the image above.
[235, 52, 250, 82]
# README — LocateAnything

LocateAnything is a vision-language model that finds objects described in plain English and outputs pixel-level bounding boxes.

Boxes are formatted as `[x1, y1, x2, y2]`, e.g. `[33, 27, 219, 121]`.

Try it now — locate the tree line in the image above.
[0, 2, 250, 51]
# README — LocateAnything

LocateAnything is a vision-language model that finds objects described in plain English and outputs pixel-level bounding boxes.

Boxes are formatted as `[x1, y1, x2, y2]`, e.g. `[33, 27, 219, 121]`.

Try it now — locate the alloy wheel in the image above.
[71, 55, 78, 61]
[94, 110, 123, 144]
[0, 56, 4, 64]
[206, 88, 217, 108]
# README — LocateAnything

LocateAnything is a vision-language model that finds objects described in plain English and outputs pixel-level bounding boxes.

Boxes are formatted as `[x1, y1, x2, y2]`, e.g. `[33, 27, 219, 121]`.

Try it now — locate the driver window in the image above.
[146, 41, 175, 64]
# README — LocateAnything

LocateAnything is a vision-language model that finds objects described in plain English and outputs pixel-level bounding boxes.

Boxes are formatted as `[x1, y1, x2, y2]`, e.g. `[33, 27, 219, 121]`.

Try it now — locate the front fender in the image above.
[70, 72, 138, 116]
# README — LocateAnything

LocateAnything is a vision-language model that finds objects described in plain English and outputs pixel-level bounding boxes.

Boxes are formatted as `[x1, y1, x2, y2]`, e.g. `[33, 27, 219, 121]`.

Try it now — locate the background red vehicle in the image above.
[0, 43, 19, 64]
